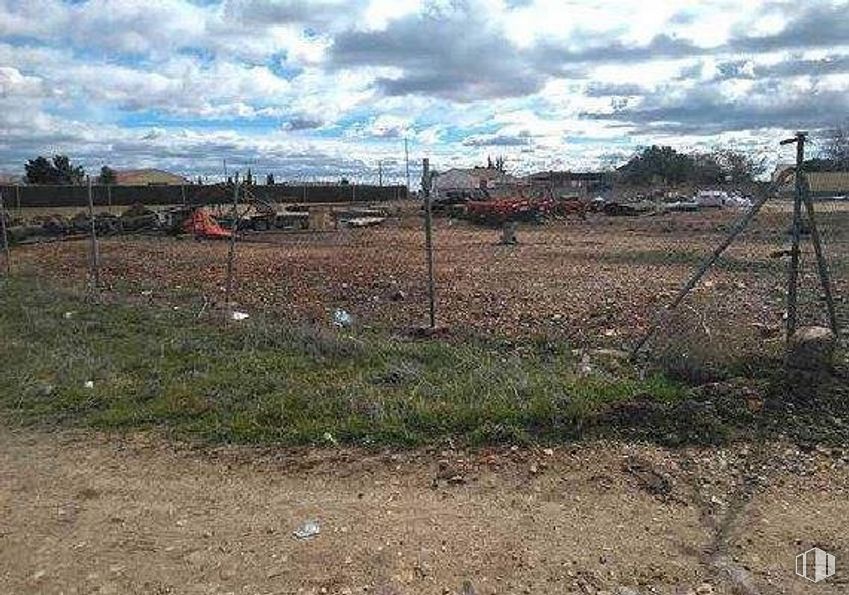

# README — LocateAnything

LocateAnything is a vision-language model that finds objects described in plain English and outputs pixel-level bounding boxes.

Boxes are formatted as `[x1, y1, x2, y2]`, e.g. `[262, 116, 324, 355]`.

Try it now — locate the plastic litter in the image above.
[231, 311, 250, 321]
[333, 309, 353, 328]
[293, 520, 321, 540]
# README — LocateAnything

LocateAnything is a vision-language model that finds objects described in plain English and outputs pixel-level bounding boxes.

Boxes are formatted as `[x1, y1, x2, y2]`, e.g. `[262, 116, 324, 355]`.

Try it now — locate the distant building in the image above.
[115, 168, 188, 186]
[433, 167, 516, 197]
[523, 171, 608, 198]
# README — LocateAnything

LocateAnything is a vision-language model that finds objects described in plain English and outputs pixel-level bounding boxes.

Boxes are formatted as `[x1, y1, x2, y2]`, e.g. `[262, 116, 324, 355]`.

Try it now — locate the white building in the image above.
[433, 167, 516, 197]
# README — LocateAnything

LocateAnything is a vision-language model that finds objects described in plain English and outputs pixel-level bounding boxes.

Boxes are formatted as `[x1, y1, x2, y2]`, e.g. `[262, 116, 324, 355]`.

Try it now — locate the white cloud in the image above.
[0, 0, 848, 177]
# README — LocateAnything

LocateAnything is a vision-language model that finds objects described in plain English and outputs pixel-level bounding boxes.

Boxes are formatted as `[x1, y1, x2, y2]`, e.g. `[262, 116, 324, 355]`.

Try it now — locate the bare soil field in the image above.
[3, 203, 848, 594]
[1, 425, 847, 595]
[12, 203, 848, 349]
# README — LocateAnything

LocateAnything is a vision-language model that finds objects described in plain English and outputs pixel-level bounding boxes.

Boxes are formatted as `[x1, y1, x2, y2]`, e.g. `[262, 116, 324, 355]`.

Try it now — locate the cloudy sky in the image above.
[1, 0, 848, 182]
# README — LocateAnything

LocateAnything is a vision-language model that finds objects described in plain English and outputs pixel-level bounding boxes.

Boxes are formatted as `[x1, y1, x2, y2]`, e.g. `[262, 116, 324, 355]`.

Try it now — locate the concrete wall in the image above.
[0, 184, 408, 209]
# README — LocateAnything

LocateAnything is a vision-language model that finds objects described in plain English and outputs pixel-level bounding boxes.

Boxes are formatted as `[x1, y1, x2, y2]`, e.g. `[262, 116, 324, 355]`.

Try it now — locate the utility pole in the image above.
[378, 160, 383, 187]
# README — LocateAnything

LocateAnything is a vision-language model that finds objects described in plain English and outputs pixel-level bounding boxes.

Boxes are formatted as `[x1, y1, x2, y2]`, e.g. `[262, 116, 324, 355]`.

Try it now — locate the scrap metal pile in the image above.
[2, 201, 388, 245]
[434, 187, 756, 225]
[465, 196, 588, 224]
[2, 203, 184, 244]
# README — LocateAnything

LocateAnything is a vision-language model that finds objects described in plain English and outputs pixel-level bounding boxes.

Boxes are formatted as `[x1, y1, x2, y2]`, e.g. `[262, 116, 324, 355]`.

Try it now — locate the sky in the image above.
[1, 0, 848, 183]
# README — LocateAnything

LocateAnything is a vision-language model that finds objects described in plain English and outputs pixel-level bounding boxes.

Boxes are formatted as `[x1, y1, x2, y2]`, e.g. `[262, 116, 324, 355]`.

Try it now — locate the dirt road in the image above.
[1, 426, 847, 594]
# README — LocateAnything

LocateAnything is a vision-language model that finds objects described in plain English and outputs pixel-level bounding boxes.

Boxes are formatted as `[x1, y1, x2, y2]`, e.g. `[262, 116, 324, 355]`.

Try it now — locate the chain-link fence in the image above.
[1, 166, 846, 360]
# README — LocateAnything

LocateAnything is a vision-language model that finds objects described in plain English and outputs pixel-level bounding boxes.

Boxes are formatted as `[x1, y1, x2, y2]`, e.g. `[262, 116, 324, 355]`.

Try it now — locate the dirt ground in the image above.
[13, 203, 848, 347]
[1, 425, 847, 595]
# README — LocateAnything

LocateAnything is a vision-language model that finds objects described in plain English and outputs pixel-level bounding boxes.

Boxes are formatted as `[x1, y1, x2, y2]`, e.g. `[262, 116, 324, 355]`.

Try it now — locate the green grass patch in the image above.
[0, 275, 743, 447]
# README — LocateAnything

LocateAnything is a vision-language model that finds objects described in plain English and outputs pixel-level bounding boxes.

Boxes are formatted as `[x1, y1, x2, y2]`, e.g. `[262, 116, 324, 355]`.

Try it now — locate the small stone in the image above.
[696, 583, 714, 595]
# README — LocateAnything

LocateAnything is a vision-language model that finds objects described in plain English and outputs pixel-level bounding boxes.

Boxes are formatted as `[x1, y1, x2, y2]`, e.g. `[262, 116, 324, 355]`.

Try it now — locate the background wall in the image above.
[0, 184, 409, 209]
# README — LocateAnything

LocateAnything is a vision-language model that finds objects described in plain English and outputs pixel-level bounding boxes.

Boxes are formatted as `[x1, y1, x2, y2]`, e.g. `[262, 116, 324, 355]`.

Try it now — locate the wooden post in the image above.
[180, 184, 186, 206]
[107, 184, 112, 211]
[86, 176, 100, 293]
[423, 158, 436, 329]
[15, 184, 20, 216]
[786, 132, 806, 338]
[0, 192, 10, 276]
[224, 173, 240, 320]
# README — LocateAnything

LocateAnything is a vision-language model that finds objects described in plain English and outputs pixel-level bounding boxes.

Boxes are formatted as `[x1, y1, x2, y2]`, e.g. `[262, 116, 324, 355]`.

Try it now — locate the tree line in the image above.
[617, 122, 849, 186]
[16, 125, 849, 187]
[23, 155, 117, 185]
[616, 146, 767, 186]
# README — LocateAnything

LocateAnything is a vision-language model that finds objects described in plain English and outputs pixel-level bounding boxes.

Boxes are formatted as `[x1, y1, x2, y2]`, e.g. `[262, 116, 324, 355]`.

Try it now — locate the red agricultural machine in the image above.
[465, 190, 588, 225]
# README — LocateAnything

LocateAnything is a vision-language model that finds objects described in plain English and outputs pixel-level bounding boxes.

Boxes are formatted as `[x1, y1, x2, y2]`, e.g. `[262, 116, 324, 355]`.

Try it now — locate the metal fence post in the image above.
[0, 192, 10, 276]
[86, 176, 100, 293]
[423, 158, 436, 329]
[786, 132, 805, 338]
[631, 168, 795, 357]
[801, 178, 839, 336]
[224, 173, 240, 320]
